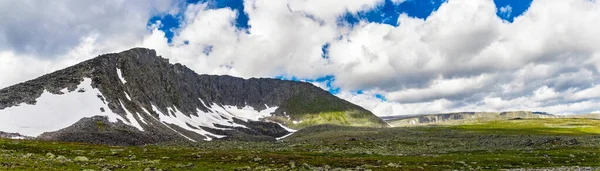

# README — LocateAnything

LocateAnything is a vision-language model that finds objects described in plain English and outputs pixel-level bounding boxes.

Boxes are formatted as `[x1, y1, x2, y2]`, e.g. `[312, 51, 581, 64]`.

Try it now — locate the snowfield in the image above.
[0, 78, 125, 137]
[0, 78, 295, 140]
[116, 68, 127, 84]
[149, 99, 294, 141]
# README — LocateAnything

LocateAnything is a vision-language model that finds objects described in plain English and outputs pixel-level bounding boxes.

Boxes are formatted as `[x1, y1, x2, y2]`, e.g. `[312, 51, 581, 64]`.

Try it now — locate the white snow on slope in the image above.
[275, 123, 297, 141]
[144, 106, 196, 142]
[276, 123, 297, 133]
[276, 132, 295, 141]
[148, 99, 292, 141]
[137, 112, 148, 125]
[199, 98, 277, 125]
[119, 100, 145, 131]
[151, 105, 225, 141]
[0, 75, 293, 141]
[124, 92, 132, 101]
[194, 106, 248, 129]
[0, 78, 126, 137]
[220, 104, 278, 121]
[5, 134, 28, 140]
[116, 68, 127, 84]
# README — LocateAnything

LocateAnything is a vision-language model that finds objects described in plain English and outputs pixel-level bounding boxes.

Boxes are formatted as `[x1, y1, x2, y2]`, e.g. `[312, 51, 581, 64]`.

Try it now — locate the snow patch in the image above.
[276, 132, 295, 141]
[0, 78, 125, 137]
[138, 107, 151, 125]
[116, 68, 127, 84]
[147, 99, 283, 141]
[274, 123, 296, 141]
[198, 98, 210, 110]
[7, 135, 27, 140]
[152, 105, 225, 141]
[136, 110, 148, 125]
[119, 100, 144, 131]
[124, 92, 132, 101]
[195, 107, 248, 129]
[198, 99, 277, 126]
[221, 104, 278, 121]
[144, 106, 196, 142]
[275, 123, 297, 133]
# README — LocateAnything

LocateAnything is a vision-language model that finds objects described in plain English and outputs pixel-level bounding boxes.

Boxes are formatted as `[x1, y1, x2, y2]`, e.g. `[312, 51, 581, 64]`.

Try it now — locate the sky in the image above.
[1, 0, 600, 116]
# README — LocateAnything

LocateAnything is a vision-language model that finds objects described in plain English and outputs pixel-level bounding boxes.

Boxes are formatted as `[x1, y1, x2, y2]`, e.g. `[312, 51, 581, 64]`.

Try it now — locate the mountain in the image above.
[0, 131, 30, 140]
[0, 48, 386, 145]
[385, 111, 558, 127]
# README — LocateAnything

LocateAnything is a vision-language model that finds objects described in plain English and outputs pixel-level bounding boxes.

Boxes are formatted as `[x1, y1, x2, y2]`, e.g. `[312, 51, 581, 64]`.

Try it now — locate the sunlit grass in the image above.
[454, 118, 600, 135]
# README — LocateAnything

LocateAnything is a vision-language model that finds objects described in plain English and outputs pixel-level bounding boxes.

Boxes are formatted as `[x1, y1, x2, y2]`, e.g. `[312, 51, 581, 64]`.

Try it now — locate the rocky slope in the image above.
[0, 131, 30, 139]
[0, 48, 386, 145]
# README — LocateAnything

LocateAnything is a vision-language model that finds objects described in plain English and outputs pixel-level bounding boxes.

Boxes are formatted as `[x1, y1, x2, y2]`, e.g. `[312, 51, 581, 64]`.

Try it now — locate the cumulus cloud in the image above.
[287, 0, 383, 23]
[143, 0, 350, 78]
[0, 0, 178, 57]
[0, 0, 179, 87]
[2, 0, 600, 116]
[109, 0, 600, 115]
[321, 0, 600, 115]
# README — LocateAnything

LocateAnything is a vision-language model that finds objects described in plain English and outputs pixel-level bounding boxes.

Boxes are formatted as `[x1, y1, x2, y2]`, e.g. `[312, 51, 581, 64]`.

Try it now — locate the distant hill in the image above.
[385, 111, 561, 127]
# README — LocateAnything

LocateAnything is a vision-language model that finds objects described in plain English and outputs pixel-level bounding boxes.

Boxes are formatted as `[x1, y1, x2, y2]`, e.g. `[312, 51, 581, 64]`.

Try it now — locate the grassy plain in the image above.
[2, 118, 600, 170]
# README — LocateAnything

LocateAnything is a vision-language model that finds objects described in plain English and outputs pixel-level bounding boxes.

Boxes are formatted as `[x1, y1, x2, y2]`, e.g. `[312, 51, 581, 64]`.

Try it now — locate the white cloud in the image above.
[338, 91, 457, 115]
[532, 86, 558, 101]
[333, 0, 600, 115]
[386, 74, 496, 103]
[144, 0, 357, 78]
[0, 0, 179, 57]
[499, 5, 513, 17]
[0, 0, 179, 88]
[3, 0, 600, 117]
[390, 0, 408, 5]
[328, 0, 503, 91]
[287, 0, 383, 23]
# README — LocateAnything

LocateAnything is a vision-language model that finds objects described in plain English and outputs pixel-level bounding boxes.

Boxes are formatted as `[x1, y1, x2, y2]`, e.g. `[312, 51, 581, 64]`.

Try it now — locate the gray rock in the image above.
[56, 155, 67, 161]
[22, 153, 34, 158]
[46, 152, 55, 159]
[74, 156, 89, 162]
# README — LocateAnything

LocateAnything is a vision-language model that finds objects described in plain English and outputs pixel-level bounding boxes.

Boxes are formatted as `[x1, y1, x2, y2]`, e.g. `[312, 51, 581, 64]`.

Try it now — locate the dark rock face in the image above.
[0, 48, 385, 145]
[37, 116, 182, 146]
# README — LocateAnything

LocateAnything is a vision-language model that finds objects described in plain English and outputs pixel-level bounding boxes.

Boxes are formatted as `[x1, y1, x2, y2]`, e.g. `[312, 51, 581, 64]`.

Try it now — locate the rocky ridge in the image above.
[386, 111, 558, 127]
[0, 48, 386, 145]
[0, 131, 30, 140]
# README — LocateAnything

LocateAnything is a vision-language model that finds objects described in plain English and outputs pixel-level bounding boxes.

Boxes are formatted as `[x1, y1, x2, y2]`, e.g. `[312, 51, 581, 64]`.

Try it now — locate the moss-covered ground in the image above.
[2, 118, 600, 170]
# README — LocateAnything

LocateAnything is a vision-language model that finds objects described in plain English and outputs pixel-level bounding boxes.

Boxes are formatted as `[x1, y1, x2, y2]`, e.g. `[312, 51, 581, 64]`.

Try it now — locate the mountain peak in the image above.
[0, 48, 386, 145]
